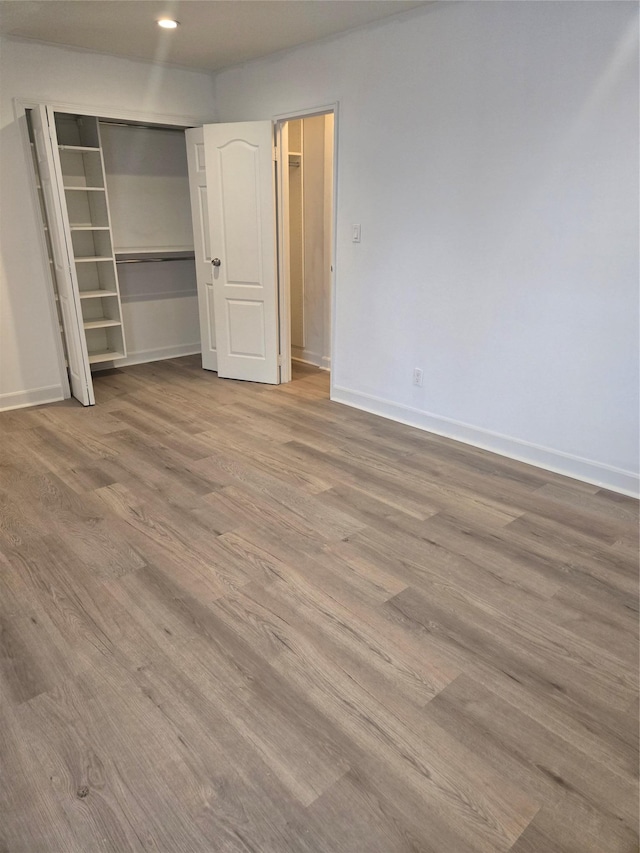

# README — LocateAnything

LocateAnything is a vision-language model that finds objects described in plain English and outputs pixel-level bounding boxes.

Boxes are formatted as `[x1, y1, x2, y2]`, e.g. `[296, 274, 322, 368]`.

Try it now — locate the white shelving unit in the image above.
[54, 112, 126, 369]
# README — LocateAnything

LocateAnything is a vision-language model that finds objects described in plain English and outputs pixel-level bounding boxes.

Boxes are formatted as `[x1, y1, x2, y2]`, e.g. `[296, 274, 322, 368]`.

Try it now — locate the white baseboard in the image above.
[292, 356, 330, 372]
[331, 385, 639, 499]
[92, 343, 201, 371]
[292, 348, 331, 371]
[0, 384, 65, 412]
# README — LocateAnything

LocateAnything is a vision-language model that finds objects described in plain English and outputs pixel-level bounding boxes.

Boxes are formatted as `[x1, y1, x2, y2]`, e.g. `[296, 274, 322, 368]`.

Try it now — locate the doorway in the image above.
[278, 109, 335, 390]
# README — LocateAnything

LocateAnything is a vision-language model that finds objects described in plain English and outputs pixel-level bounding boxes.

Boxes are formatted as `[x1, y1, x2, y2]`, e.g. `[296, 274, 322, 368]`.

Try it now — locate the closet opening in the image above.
[25, 105, 199, 406]
[277, 109, 335, 395]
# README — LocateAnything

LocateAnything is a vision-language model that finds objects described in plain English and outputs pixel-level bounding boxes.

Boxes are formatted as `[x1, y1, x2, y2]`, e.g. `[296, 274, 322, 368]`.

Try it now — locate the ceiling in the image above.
[0, 1, 429, 73]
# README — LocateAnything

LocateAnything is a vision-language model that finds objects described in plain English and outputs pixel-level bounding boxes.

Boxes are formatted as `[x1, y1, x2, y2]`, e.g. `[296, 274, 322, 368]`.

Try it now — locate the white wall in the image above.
[0, 37, 217, 410]
[101, 123, 196, 253]
[100, 123, 200, 364]
[215, 1, 639, 495]
[115, 260, 200, 367]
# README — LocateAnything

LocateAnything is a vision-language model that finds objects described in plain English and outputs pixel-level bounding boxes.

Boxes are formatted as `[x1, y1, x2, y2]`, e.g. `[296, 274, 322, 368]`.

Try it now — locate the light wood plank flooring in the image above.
[0, 356, 638, 852]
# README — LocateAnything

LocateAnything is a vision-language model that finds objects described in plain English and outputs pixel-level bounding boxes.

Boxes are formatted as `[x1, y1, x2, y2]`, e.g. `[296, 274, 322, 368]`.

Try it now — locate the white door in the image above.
[202, 121, 279, 384]
[31, 105, 95, 406]
[185, 127, 217, 372]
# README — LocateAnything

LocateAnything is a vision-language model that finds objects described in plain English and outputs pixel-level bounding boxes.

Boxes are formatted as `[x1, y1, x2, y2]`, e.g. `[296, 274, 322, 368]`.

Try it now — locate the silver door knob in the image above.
[212, 258, 221, 267]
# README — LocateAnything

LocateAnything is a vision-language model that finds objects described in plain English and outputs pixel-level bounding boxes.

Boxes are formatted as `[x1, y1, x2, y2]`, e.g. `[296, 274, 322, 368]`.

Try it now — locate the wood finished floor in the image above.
[0, 356, 638, 853]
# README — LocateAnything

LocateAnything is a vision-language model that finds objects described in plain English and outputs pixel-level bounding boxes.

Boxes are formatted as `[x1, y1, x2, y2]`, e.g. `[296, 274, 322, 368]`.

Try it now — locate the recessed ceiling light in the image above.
[157, 19, 179, 29]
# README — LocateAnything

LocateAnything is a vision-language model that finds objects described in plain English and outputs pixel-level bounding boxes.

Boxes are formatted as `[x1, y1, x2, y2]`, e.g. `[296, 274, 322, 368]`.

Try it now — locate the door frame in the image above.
[274, 102, 338, 385]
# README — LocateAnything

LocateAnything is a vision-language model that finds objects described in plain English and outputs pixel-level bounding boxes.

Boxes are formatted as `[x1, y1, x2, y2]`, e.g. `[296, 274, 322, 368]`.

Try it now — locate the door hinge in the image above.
[277, 355, 283, 366]
[273, 146, 279, 162]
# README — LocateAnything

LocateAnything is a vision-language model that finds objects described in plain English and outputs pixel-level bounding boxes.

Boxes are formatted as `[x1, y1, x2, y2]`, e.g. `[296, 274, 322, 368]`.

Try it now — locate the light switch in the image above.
[352, 224, 361, 243]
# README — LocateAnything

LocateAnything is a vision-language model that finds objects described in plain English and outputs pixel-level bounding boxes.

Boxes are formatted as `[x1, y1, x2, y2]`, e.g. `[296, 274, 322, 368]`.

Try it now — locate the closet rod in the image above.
[116, 256, 194, 264]
[99, 120, 188, 133]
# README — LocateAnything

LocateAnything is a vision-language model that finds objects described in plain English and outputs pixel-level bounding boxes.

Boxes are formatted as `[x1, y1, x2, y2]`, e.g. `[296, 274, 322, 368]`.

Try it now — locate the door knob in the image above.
[212, 258, 221, 267]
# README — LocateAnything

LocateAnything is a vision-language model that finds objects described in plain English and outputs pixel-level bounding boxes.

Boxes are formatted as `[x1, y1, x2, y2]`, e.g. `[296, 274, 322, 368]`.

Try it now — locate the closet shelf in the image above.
[88, 349, 125, 365]
[115, 246, 195, 255]
[83, 318, 122, 330]
[115, 248, 195, 264]
[75, 256, 113, 263]
[59, 145, 100, 152]
[79, 289, 118, 299]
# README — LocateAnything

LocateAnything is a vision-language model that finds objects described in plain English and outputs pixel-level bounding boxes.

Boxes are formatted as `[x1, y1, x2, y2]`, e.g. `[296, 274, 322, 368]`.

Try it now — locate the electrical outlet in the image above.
[413, 368, 423, 387]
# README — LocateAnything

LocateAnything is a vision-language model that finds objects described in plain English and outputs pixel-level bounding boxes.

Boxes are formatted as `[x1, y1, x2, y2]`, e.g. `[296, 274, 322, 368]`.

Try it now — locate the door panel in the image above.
[226, 300, 266, 356]
[185, 127, 217, 370]
[203, 121, 279, 384]
[218, 142, 263, 283]
[31, 105, 94, 405]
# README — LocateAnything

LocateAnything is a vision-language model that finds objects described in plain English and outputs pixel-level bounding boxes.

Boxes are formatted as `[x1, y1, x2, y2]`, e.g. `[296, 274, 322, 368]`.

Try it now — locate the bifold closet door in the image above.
[195, 121, 279, 384]
[31, 105, 95, 405]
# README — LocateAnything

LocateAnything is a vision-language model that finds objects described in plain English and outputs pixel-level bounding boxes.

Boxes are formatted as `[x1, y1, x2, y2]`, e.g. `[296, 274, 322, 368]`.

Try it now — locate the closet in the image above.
[29, 105, 199, 405]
